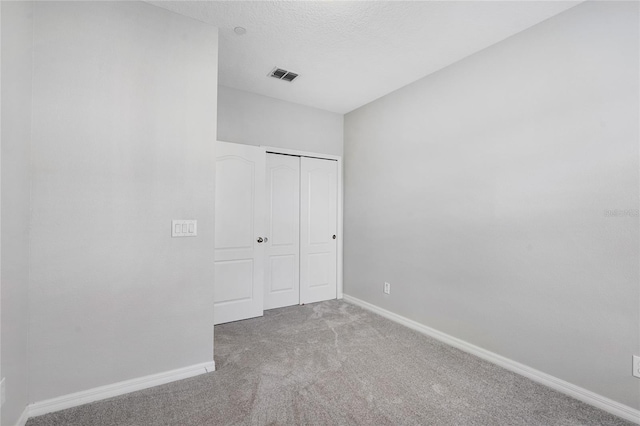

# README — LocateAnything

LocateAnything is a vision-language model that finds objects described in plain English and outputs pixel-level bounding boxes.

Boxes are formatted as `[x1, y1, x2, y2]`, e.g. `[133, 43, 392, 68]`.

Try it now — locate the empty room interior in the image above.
[1, 0, 639, 425]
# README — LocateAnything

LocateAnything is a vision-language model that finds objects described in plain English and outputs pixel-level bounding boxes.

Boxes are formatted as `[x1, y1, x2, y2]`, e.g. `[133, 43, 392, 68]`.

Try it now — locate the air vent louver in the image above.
[271, 68, 287, 79]
[281, 72, 298, 82]
[269, 67, 299, 82]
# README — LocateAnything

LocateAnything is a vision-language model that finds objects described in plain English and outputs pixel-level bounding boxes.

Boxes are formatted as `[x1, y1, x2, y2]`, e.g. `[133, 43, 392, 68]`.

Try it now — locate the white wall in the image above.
[1, 2, 33, 424]
[218, 85, 343, 156]
[344, 1, 639, 410]
[28, 1, 218, 402]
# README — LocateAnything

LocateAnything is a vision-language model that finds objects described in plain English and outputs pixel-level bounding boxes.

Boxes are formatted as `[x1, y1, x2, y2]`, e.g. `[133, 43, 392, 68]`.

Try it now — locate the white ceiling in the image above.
[150, 1, 580, 114]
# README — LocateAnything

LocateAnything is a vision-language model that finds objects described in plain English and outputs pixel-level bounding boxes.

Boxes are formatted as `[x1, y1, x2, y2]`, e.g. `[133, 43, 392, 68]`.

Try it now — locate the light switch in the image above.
[172, 220, 197, 237]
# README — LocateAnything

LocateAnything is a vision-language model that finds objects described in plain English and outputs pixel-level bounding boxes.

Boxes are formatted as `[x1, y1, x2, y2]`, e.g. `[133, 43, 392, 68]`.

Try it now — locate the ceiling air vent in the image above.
[269, 67, 299, 82]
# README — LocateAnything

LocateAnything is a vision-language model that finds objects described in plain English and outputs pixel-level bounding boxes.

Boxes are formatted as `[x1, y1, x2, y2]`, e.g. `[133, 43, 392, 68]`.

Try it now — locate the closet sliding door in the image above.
[264, 154, 301, 310]
[300, 157, 338, 304]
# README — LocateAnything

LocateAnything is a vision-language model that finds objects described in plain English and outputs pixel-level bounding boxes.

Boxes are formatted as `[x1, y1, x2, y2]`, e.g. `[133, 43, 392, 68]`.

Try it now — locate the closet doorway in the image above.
[214, 142, 342, 325]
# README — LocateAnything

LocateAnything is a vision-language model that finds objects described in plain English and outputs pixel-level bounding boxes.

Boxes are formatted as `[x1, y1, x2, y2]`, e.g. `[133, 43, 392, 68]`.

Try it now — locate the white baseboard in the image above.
[342, 294, 640, 425]
[14, 406, 29, 426]
[27, 360, 215, 420]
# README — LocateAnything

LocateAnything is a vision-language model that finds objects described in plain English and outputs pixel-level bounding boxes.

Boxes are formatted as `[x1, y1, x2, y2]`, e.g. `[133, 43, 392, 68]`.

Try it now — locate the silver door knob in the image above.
[332, 235, 336, 240]
[257, 237, 263, 243]
[264, 237, 269, 243]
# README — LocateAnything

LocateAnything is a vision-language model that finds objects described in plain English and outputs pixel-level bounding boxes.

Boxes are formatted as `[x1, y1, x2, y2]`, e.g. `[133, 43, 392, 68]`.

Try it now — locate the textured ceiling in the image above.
[149, 1, 580, 114]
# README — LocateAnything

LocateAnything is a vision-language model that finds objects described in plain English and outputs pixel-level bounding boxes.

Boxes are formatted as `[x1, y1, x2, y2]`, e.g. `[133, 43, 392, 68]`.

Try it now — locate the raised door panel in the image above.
[269, 254, 296, 293]
[215, 157, 254, 251]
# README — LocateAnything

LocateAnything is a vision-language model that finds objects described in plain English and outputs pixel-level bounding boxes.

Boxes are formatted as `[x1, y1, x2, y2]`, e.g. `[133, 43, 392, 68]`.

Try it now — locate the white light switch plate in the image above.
[172, 220, 197, 237]
[633, 355, 640, 379]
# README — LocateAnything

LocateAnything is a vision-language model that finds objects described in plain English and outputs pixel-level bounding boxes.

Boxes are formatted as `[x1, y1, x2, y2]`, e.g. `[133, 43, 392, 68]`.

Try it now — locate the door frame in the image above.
[261, 146, 344, 300]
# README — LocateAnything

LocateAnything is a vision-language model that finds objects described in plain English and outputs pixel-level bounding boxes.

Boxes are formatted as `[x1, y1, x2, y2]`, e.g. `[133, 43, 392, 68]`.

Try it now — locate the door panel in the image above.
[264, 154, 300, 310]
[214, 142, 265, 324]
[215, 158, 255, 249]
[307, 253, 330, 287]
[309, 172, 331, 244]
[269, 254, 296, 292]
[300, 157, 337, 304]
[215, 260, 254, 302]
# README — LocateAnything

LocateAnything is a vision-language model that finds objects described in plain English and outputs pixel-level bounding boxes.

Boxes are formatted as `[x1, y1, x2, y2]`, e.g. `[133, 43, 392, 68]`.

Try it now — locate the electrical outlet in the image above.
[383, 282, 391, 295]
[633, 355, 640, 379]
[1, 377, 6, 406]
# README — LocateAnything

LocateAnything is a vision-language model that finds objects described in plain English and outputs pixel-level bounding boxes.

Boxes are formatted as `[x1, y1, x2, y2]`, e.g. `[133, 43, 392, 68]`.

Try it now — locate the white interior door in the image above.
[264, 153, 300, 310]
[214, 141, 265, 325]
[300, 157, 338, 304]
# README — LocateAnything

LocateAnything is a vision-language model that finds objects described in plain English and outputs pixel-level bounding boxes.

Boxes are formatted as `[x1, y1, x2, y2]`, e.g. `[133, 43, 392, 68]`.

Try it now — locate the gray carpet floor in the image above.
[27, 300, 632, 425]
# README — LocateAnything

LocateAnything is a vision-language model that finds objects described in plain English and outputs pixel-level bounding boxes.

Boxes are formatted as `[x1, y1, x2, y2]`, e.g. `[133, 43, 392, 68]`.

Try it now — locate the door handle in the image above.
[264, 237, 269, 243]
[257, 237, 263, 243]
[332, 235, 336, 240]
